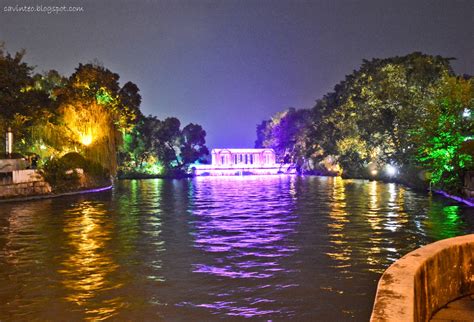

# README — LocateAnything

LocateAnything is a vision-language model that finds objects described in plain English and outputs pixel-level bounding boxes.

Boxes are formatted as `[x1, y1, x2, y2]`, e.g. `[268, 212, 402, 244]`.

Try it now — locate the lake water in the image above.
[0, 176, 473, 321]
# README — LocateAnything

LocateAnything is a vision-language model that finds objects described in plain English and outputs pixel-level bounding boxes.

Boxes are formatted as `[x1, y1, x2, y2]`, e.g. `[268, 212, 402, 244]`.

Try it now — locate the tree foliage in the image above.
[414, 76, 473, 191]
[0, 43, 209, 180]
[0, 45, 55, 153]
[256, 52, 473, 191]
[119, 115, 209, 175]
[255, 107, 311, 161]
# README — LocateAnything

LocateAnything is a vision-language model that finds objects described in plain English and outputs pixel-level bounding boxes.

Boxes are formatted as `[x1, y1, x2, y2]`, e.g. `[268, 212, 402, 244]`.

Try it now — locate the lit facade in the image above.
[191, 148, 295, 176]
[211, 148, 276, 167]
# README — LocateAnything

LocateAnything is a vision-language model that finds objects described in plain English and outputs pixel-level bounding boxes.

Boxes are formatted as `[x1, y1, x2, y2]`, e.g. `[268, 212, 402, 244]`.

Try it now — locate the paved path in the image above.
[431, 294, 474, 322]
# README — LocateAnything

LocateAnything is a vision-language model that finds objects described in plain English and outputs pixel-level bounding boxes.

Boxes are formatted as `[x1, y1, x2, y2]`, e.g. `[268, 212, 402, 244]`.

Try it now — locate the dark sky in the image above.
[1, 0, 473, 148]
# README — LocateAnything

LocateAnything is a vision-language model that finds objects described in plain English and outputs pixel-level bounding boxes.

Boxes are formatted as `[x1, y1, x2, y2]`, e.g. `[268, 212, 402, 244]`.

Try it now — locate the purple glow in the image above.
[434, 190, 474, 207]
[67, 185, 113, 195]
[53, 185, 113, 198]
[183, 176, 299, 317]
[192, 148, 296, 176]
[194, 301, 278, 318]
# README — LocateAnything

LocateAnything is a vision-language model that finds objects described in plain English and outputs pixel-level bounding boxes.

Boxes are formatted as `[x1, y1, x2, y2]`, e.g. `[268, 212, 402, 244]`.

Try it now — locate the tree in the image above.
[306, 52, 454, 176]
[118, 115, 163, 175]
[255, 107, 311, 161]
[180, 123, 209, 166]
[119, 116, 209, 175]
[0, 45, 53, 154]
[52, 63, 141, 175]
[118, 81, 143, 131]
[414, 76, 473, 192]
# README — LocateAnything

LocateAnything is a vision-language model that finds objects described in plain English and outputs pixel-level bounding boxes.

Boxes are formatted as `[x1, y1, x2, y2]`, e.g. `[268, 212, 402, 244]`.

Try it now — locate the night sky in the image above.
[0, 0, 472, 148]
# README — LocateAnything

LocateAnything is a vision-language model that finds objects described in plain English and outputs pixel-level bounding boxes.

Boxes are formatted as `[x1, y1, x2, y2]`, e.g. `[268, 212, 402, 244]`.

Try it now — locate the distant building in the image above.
[191, 148, 295, 176]
[211, 148, 276, 167]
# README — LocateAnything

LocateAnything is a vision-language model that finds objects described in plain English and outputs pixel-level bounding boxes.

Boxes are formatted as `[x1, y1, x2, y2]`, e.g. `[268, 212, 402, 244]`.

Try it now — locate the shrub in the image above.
[40, 157, 81, 192]
[40, 153, 111, 192]
[60, 152, 87, 169]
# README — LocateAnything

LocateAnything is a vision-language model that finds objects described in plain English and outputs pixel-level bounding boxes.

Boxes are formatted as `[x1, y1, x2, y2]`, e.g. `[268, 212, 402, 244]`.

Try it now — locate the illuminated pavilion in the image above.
[191, 148, 295, 176]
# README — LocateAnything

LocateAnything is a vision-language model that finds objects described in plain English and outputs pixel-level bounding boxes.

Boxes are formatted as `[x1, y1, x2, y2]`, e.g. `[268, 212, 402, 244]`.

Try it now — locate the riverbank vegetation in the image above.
[256, 53, 473, 194]
[0, 43, 209, 187]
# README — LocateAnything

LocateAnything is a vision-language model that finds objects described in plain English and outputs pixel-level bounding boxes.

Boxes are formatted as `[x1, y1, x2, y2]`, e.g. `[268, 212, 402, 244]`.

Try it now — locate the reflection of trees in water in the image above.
[59, 200, 123, 321]
[326, 176, 351, 263]
[326, 177, 468, 277]
[188, 176, 299, 317]
[117, 179, 167, 284]
[425, 200, 464, 240]
[1, 200, 54, 318]
[326, 179, 414, 274]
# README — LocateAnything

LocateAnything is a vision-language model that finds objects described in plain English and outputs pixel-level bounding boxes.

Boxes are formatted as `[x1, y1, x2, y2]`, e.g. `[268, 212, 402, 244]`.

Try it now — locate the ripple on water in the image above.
[0, 176, 473, 320]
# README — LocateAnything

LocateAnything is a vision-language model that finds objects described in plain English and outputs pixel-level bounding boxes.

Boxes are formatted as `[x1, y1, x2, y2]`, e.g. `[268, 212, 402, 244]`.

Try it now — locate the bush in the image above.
[83, 159, 110, 185]
[40, 157, 81, 192]
[60, 152, 87, 169]
[40, 153, 111, 192]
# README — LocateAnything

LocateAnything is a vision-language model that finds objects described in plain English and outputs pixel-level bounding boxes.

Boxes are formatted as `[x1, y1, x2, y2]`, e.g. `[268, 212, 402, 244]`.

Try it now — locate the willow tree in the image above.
[54, 63, 141, 175]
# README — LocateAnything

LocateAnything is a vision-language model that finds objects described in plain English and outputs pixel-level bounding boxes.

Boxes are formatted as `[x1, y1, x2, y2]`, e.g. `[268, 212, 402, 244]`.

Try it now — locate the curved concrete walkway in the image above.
[430, 294, 474, 321]
[371, 234, 474, 322]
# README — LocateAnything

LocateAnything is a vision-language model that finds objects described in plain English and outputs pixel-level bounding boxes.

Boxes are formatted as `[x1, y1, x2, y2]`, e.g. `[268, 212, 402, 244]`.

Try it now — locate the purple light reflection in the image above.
[434, 189, 474, 207]
[195, 301, 279, 318]
[183, 176, 300, 318]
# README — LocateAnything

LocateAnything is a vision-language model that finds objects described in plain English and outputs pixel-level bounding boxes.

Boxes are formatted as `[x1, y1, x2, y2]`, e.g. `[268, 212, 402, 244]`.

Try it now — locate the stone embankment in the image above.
[0, 167, 111, 202]
[0, 169, 51, 198]
[370, 234, 474, 322]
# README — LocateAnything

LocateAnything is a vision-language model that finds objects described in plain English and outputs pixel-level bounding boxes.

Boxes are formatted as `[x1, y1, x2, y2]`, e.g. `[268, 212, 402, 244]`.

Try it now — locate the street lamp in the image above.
[5, 127, 13, 157]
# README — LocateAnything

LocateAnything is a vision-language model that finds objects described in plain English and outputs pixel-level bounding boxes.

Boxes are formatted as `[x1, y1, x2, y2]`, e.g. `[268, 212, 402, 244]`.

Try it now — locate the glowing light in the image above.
[385, 164, 397, 176]
[142, 162, 163, 175]
[80, 133, 93, 146]
[370, 169, 378, 176]
[193, 148, 296, 176]
[463, 108, 471, 118]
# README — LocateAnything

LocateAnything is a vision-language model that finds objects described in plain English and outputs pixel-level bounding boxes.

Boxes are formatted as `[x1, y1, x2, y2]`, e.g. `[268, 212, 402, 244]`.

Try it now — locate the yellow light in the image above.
[371, 169, 378, 176]
[80, 133, 93, 146]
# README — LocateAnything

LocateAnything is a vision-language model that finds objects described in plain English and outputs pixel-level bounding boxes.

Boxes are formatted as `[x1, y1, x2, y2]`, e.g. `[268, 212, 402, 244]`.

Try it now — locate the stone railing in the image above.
[370, 234, 474, 322]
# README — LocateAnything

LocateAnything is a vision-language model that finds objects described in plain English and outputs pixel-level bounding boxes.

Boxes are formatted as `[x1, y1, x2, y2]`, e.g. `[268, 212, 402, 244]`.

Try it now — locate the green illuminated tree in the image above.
[119, 116, 209, 175]
[414, 76, 473, 192]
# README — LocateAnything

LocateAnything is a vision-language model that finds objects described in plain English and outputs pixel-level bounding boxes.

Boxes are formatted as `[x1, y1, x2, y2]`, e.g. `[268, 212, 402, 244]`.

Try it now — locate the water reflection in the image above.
[59, 200, 123, 320]
[187, 176, 299, 317]
[425, 200, 464, 239]
[327, 176, 351, 262]
[0, 200, 55, 318]
[0, 177, 473, 321]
